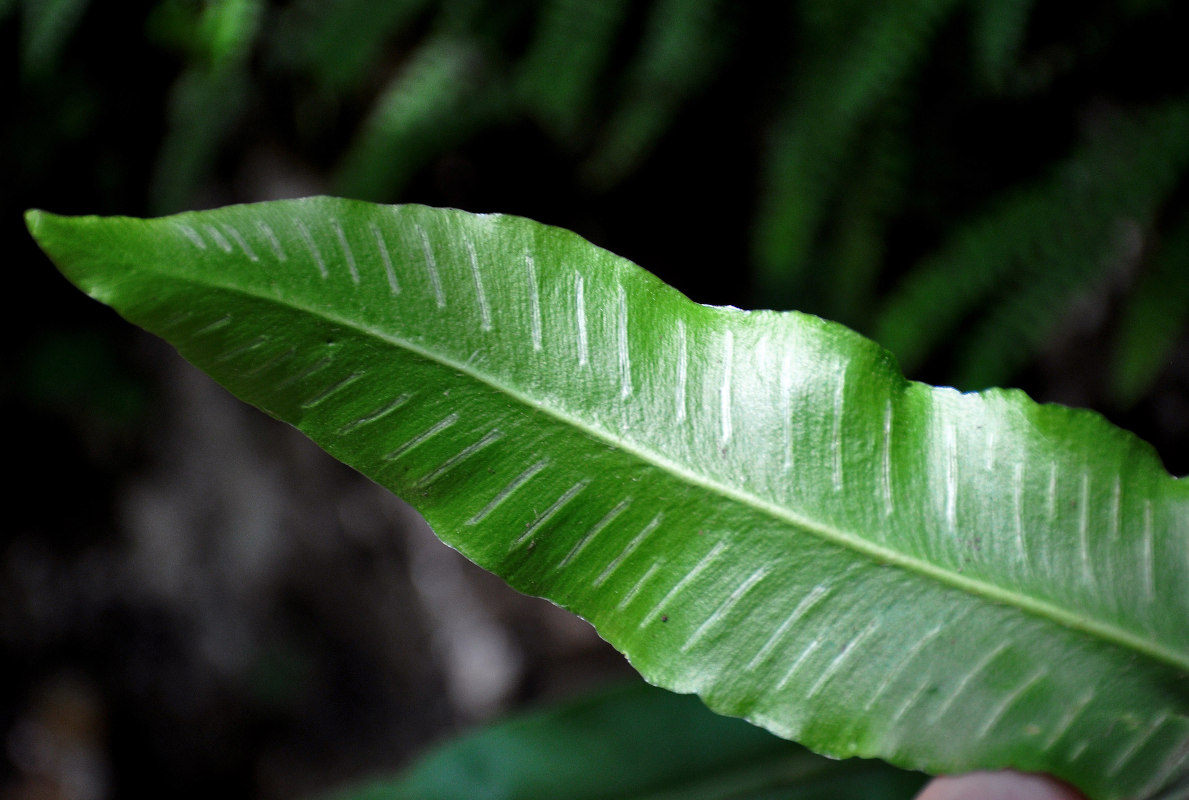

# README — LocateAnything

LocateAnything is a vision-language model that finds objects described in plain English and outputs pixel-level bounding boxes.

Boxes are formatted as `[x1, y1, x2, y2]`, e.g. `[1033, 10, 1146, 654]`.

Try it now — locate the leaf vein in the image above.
[574, 273, 588, 366]
[337, 393, 412, 435]
[204, 224, 232, 253]
[300, 372, 363, 409]
[1108, 712, 1170, 777]
[974, 668, 1047, 740]
[746, 585, 832, 672]
[593, 513, 664, 587]
[415, 224, 445, 308]
[257, 221, 286, 260]
[221, 223, 258, 261]
[721, 331, 733, 446]
[805, 617, 881, 700]
[930, 641, 1008, 723]
[369, 222, 400, 295]
[293, 218, 327, 278]
[682, 565, 770, 654]
[467, 459, 550, 525]
[640, 541, 729, 628]
[175, 222, 206, 249]
[331, 218, 360, 284]
[525, 253, 542, 351]
[384, 412, 460, 460]
[513, 479, 592, 549]
[616, 561, 663, 611]
[556, 498, 632, 570]
[414, 429, 503, 489]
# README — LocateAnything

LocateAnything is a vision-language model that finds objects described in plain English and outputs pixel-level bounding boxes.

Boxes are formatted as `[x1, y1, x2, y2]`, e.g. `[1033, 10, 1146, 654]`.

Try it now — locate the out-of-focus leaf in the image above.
[275, 0, 433, 91]
[147, 0, 261, 68]
[516, 0, 631, 145]
[151, 66, 252, 214]
[818, 98, 910, 326]
[752, 0, 963, 303]
[876, 99, 1189, 385]
[333, 35, 507, 202]
[1111, 216, 1189, 406]
[968, 0, 1036, 90]
[148, 0, 262, 213]
[20, 0, 91, 78]
[582, 0, 731, 188]
[324, 681, 926, 800]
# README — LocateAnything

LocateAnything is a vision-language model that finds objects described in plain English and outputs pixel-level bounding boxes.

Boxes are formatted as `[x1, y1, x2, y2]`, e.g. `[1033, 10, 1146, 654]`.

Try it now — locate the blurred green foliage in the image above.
[5, 0, 1188, 422]
[12, 0, 1187, 419]
[325, 680, 927, 800]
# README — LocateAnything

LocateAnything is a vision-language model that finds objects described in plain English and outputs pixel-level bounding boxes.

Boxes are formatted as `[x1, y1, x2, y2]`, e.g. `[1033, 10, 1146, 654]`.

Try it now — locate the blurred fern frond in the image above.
[967, 0, 1037, 91]
[876, 98, 1189, 389]
[274, 0, 434, 92]
[148, 0, 264, 213]
[816, 95, 912, 328]
[1111, 215, 1189, 406]
[332, 32, 508, 201]
[516, 0, 633, 145]
[581, 0, 733, 188]
[751, 0, 965, 304]
[29, 0, 1184, 428]
[19, 0, 91, 79]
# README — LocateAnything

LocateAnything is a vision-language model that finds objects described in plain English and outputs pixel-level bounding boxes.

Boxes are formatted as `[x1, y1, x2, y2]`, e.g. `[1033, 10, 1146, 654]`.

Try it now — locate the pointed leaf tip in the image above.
[25, 209, 73, 254]
[24, 208, 45, 236]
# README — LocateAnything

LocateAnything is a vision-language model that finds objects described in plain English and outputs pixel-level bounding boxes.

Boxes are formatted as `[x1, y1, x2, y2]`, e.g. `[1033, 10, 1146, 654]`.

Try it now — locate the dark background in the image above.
[3, 1, 1188, 798]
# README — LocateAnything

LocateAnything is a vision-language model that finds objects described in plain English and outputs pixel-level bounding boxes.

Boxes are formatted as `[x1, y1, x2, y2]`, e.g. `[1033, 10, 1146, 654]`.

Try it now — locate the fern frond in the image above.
[967, 0, 1036, 91]
[20, 0, 91, 78]
[516, 0, 633, 146]
[818, 97, 912, 327]
[876, 99, 1189, 380]
[952, 219, 1141, 390]
[332, 34, 508, 202]
[149, 0, 264, 214]
[752, 0, 963, 304]
[798, 0, 873, 40]
[274, 0, 433, 92]
[1111, 215, 1189, 405]
[581, 0, 732, 188]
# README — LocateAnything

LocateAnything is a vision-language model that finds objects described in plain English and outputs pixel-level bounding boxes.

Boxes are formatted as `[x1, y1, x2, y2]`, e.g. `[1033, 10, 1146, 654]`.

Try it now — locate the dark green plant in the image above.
[26, 197, 1189, 800]
[12, 1, 1187, 404]
[214, 1, 1189, 403]
[323, 680, 927, 800]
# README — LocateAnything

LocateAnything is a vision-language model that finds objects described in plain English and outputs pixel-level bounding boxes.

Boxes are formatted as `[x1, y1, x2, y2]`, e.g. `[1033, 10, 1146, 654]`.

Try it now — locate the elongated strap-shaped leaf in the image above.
[26, 198, 1189, 800]
[326, 680, 927, 800]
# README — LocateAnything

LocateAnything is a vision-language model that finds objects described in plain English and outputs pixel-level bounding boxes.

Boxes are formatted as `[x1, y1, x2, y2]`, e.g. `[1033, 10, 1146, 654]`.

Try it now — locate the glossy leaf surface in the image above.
[26, 198, 1189, 800]
[324, 680, 927, 800]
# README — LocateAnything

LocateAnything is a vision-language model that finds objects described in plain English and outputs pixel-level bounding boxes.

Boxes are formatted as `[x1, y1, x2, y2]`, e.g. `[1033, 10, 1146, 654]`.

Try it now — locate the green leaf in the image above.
[26, 198, 1189, 800]
[324, 680, 926, 800]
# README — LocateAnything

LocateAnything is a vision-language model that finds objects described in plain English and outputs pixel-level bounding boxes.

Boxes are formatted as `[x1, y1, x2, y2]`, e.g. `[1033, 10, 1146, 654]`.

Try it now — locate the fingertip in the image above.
[914, 771, 1086, 800]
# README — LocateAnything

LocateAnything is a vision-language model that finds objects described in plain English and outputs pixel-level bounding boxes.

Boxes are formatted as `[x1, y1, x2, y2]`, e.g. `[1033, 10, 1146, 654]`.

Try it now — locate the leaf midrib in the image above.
[149, 261, 1188, 674]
